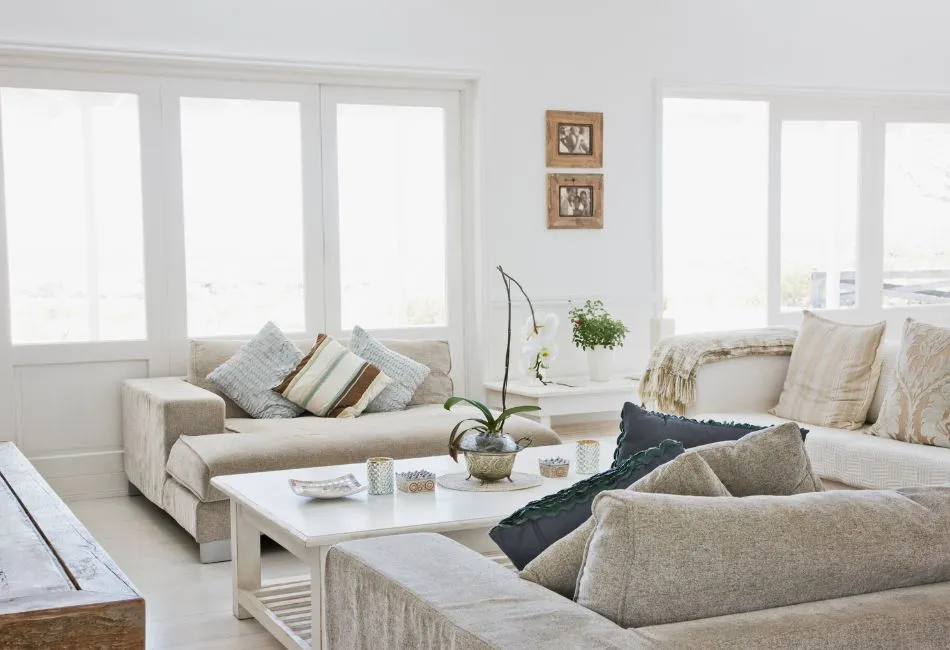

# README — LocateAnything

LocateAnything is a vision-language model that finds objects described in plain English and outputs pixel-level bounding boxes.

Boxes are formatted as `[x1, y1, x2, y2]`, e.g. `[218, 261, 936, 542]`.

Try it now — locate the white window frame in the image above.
[657, 84, 950, 333]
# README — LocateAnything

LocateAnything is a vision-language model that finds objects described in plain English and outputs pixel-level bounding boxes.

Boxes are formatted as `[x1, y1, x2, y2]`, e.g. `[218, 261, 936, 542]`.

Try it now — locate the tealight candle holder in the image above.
[396, 469, 436, 493]
[366, 457, 395, 495]
[576, 440, 600, 474]
[539, 457, 570, 478]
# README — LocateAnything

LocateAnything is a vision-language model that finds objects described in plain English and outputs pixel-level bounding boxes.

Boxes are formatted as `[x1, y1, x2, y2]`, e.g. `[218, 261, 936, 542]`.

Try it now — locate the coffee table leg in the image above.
[230, 501, 261, 620]
[311, 546, 330, 649]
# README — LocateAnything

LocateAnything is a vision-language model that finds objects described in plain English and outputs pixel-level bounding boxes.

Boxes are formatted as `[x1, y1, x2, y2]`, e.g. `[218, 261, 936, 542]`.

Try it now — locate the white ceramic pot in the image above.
[586, 346, 613, 382]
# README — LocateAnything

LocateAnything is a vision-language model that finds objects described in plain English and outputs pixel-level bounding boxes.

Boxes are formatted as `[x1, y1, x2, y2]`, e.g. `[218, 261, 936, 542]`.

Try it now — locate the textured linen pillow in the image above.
[869, 319, 950, 448]
[691, 421, 824, 496]
[206, 322, 304, 419]
[613, 402, 807, 467]
[348, 325, 431, 413]
[274, 334, 392, 418]
[575, 487, 950, 628]
[770, 310, 885, 429]
[488, 440, 685, 571]
[520, 452, 731, 597]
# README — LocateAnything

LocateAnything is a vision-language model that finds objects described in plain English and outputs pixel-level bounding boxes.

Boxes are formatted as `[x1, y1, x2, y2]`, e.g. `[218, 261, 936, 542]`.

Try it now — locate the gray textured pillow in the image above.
[575, 487, 950, 628]
[207, 322, 305, 419]
[349, 325, 430, 412]
[520, 453, 731, 597]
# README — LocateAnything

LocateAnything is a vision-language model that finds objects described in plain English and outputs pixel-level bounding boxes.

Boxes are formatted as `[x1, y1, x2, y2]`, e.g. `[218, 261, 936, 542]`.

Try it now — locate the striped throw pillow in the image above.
[274, 334, 392, 418]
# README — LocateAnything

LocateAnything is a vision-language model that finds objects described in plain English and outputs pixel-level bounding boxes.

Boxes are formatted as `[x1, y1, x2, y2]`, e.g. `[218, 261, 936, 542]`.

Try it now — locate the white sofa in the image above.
[688, 340, 950, 489]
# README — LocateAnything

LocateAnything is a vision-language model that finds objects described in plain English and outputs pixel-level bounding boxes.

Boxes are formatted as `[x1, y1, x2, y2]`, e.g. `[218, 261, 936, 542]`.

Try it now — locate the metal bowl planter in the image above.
[459, 433, 532, 482]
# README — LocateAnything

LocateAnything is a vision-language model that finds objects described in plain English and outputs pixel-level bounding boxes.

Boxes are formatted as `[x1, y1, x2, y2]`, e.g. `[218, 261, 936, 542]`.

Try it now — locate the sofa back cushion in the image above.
[575, 486, 950, 629]
[188, 336, 453, 418]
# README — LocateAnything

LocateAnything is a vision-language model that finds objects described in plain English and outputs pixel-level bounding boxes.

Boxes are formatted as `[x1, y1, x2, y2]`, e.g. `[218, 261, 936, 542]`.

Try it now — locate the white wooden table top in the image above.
[483, 375, 639, 398]
[212, 437, 618, 549]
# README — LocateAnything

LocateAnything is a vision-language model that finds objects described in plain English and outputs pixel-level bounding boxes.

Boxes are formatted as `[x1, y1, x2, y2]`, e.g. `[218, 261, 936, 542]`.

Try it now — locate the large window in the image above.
[662, 93, 950, 332]
[1, 88, 146, 343]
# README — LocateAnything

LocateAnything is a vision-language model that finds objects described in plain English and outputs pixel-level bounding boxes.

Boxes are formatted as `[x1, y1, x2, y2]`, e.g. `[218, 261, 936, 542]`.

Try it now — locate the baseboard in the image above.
[27, 449, 129, 501]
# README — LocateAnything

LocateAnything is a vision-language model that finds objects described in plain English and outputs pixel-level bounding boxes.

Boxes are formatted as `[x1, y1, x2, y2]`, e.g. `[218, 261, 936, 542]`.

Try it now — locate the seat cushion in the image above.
[697, 411, 950, 489]
[166, 405, 561, 502]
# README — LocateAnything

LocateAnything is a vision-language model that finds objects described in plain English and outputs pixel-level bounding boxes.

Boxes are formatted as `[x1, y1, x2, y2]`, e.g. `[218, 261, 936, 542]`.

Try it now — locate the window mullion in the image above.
[857, 112, 885, 317]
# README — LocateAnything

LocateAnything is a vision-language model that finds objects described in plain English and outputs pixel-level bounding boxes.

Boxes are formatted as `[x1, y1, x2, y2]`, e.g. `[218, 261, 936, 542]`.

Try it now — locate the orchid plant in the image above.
[445, 266, 543, 461]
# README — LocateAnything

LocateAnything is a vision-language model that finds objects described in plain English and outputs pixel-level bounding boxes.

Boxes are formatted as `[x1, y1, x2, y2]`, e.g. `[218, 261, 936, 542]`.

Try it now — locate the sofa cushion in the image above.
[166, 405, 561, 502]
[489, 440, 685, 571]
[690, 422, 823, 496]
[697, 411, 950, 489]
[275, 334, 392, 418]
[575, 486, 950, 628]
[188, 336, 453, 418]
[770, 310, 886, 430]
[205, 322, 305, 419]
[614, 402, 806, 467]
[870, 318, 950, 448]
[520, 452, 730, 597]
[348, 325, 430, 413]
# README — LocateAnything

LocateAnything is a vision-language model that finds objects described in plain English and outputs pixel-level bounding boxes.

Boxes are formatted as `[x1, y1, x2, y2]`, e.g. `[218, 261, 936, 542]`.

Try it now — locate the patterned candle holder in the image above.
[576, 440, 600, 475]
[366, 457, 395, 495]
[396, 470, 436, 493]
[538, 457, 570, 478]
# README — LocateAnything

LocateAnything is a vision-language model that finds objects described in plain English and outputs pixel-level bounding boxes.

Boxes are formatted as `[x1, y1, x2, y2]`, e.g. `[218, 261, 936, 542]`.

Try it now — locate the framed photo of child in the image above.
[546, 110, 603, 168]
[547, 173, 604, 229]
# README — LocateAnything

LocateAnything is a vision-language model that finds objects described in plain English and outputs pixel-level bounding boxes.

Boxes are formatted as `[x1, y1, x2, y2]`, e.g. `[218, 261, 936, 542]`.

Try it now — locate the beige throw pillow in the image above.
[770, 310, 885, 429]
[575, 487, 950, 628]
[519, 453, 730, 598]
[869, 319, 950, 448]
[691, 421, 824, 496]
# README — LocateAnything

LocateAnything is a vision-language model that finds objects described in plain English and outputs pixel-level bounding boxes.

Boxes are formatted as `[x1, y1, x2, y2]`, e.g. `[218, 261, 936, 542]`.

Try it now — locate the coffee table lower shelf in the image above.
[239, 577, 314, 649]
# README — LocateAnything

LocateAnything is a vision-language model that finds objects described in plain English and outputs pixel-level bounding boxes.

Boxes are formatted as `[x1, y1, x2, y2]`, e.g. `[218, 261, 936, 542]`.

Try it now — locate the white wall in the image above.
[1, 0, 949, 496]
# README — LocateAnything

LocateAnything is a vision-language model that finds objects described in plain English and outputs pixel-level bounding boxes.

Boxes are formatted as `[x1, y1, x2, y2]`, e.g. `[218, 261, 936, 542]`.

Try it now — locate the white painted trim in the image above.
[652, 79, 665, 320]
[10, 341, 152, 366]
[766, 104, 783, 323]
[0, 95, 15, 443]
[301, 86, 326, 335]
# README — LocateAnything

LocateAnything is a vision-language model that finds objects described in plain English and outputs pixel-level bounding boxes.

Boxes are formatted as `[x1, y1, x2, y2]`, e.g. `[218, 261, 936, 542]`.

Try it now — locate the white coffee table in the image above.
[484, 375, 639, 428]
[212, 438, 616, 650]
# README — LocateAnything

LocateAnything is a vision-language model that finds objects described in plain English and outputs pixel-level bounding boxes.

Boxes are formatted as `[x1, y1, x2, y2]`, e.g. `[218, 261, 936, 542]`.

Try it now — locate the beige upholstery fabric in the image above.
[122, 377, 226, 505]
[867, 340, 900, 424]
[691, 422, 824, 496]
[575, 487, 950, 628]
[161, 477, 230, 544]
[771, 311, 885, 429]
[166, 404, 561, 502]
[326, 533, 653, 650]
[870, 319, 950, 448]
[637, 582, 950, 650]
[188, 336, 453, 418]
[520, 453, 731, 597]
[698, 411, 950, 489]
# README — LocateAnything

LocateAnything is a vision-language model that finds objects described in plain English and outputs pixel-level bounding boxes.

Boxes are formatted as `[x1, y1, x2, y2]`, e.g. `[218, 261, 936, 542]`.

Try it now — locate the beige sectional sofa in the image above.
[122, 338, 561, 562]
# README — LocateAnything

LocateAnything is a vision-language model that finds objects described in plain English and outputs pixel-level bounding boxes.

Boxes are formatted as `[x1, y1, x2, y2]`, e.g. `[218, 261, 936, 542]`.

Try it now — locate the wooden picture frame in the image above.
[547, 173, 603, 229]
[546, 110, 603, 168]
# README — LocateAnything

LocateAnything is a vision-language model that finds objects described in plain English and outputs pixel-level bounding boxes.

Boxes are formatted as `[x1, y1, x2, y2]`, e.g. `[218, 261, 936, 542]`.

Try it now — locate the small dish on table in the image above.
[289, 474, 367, 500]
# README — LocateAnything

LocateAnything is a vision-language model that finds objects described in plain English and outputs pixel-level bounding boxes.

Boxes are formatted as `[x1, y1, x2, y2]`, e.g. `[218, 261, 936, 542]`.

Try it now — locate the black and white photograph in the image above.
[559, 185, 594, 217]
[557, 123, 592, 155]
[546, 110, 603, 167]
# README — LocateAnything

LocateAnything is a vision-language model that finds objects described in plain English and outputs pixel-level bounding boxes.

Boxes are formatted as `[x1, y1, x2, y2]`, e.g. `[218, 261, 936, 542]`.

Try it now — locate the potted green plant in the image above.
[568, 299, 629, 382]
[444, 266, 542, 481]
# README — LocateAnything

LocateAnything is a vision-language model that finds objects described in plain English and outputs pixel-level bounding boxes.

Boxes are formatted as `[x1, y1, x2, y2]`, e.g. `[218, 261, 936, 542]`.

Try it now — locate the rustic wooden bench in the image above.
[0, 442, 145, 648]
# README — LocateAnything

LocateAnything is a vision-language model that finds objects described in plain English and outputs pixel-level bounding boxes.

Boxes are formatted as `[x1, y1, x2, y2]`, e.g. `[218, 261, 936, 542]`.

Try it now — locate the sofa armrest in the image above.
[687, 355, 790, 418]
[326, 533, 654, 650]
[121, 377, 226, 504]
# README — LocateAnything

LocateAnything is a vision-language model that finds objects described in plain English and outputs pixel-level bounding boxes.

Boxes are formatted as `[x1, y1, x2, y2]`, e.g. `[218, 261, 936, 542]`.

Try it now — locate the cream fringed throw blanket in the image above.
[639, 327, 798, 415]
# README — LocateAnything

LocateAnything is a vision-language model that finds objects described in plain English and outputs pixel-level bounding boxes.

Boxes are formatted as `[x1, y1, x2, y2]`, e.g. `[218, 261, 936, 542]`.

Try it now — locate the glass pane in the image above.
[1, 88, 145, 343]
[780, 121, 859, 310]
[662, 98, 768, 334]
[336, 103, 447, 329]
[883, 122, 950, 307]
[180, 97, 304, 336]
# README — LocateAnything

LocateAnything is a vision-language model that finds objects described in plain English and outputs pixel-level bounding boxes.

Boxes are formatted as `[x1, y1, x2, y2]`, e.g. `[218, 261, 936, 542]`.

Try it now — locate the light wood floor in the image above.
[69, 421, 616, 649]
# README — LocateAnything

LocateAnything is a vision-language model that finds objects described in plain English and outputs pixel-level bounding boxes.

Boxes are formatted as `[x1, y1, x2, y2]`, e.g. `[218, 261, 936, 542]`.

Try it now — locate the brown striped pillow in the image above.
[274, 334, 392, 418]
[770, 311, 885, 430]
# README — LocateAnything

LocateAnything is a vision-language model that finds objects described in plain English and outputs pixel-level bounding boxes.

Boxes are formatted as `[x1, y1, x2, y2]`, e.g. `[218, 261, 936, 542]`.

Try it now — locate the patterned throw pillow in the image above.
[488, 440, 685, 571]
[274, 334, 392, 418]
[770, 310, 885, 430]
[520, 452, 731, 597]
[349, 325, 431, 413]
[206, 322, 304, 419]
[869, 319, 950, 448]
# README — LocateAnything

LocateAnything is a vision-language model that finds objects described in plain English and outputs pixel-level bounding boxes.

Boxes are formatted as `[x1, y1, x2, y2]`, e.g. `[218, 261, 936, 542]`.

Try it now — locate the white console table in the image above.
[483, 376, 640, 428]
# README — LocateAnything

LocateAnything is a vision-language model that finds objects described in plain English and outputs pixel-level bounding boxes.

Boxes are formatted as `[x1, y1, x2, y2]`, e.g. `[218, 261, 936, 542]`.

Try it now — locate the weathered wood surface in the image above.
[0, 442, 145, 648]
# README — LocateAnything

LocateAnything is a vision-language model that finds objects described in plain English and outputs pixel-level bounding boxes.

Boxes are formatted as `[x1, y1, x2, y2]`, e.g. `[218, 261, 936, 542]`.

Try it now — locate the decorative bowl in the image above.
[539, 457, 570, 478]
[289, 474, 367, 500]
[396, 470, 436, 493]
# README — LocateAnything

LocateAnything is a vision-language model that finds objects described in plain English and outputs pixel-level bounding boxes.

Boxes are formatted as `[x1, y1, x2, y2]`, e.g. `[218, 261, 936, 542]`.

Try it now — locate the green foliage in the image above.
[568, 299, 629, 351]
[444, 397, 540, 460]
